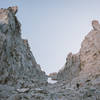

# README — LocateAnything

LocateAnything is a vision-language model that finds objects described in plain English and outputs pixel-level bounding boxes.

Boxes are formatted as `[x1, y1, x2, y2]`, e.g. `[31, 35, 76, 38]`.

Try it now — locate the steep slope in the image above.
[57, 20, 100, 82]
[80, 20, 100, 74]
[0, 6, 47, 87]
[57, 52, 80, 81]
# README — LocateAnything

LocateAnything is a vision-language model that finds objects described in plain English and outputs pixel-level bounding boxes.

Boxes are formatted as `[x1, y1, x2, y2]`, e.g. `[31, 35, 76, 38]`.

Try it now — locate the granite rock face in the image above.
[54, 20, 100, 100]
[55, 20, 100, 99]
[92, 20, 100, 31]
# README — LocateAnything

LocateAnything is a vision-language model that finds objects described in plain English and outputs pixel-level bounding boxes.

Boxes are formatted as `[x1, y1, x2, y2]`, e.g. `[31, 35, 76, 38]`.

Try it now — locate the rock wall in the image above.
[57, 52, 81, 81]
[80, 20, 100, 75]
[0, 6, 47, 86]
[57, 20, 100, 82]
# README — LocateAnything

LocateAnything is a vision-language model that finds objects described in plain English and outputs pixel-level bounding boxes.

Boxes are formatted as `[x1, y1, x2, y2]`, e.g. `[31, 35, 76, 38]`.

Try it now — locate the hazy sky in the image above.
[0, 0, 100, 74]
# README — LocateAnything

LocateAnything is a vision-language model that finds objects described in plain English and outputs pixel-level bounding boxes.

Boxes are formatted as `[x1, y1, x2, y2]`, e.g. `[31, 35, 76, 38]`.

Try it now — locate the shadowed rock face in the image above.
[57, 53, 81, 81]
[0, 6, 47, 85]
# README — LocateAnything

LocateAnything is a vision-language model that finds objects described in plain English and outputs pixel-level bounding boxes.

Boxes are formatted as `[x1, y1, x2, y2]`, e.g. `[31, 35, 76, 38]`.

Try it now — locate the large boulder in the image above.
[92, 20, 100, 31]
[80, 20, 100, 75]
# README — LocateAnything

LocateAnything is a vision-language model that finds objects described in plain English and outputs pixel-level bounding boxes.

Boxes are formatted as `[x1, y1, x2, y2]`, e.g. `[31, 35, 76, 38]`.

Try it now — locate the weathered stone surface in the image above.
[0, 7, 48, 100]
[0, 6, 47, 86]
[57, 52, 81, 81]
[54, 20, 100, 100]
[92, 20, 100, 31]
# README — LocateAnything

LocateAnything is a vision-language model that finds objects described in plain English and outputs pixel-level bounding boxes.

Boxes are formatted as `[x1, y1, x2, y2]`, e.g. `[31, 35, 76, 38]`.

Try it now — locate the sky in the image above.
[0, 0, 100, 74]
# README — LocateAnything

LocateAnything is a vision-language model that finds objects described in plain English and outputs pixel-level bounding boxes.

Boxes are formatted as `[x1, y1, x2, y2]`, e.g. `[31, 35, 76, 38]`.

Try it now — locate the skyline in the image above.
[0, 0, 100, 74]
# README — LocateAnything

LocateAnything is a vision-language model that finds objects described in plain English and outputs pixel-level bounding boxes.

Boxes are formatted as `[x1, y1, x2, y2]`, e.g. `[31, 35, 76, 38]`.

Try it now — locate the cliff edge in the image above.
[0, 6, 47, 88]
[57, 20, 100, 83]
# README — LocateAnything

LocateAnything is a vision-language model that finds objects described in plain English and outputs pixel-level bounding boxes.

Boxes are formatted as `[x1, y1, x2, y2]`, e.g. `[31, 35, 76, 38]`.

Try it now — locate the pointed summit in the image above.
[92, 20, 100, 31]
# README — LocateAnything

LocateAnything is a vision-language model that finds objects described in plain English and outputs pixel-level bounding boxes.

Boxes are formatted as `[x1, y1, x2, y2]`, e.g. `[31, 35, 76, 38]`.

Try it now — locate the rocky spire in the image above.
[0, 6, 100, 100]
[8, 6, 18, 14]
[92, 20, 100, 31]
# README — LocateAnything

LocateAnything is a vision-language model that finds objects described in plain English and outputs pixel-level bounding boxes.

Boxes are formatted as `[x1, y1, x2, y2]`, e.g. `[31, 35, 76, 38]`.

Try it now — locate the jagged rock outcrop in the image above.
[57, 20, 100, 82]
[0, 6, 47, 87]
[80, 20, 100, 75]
[92, 20, 100, 31]
[54, 20, 100, 100]
[57, 52, 81, 81]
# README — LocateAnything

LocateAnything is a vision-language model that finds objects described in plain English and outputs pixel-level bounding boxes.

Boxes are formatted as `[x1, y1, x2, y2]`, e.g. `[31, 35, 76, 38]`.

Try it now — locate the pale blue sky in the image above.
[0, 0, 100, 74]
